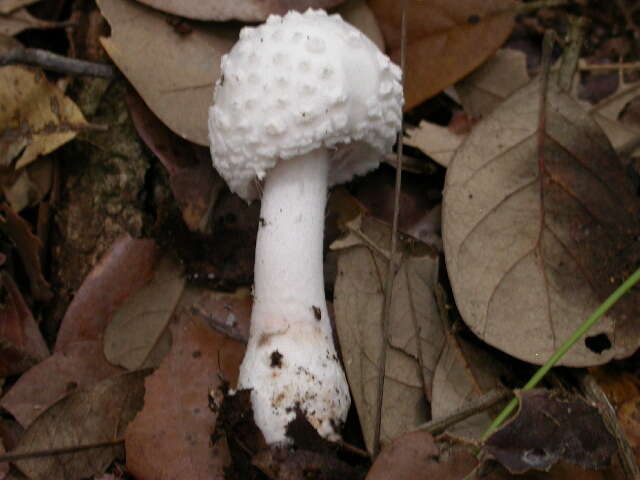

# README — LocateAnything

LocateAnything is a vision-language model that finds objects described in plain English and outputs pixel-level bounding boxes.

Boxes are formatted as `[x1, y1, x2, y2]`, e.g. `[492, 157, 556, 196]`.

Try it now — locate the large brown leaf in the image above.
[443, 77, 640, 367]
[96, 0, 237, 146]
[132, 0, 345, 21]
[332, 215, 441, 452]
[12, 370, 149, 480]
[369, 0, 516, 110]
[124, 289, 248, 480]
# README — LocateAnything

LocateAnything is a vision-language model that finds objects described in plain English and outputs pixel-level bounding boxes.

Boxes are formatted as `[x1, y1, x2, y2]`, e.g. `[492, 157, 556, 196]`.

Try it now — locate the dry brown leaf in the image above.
[404, 121, 465, 168]
[0, 341, 122, 427]
[456, 48, 530, 119]
[125, 297, 248, 480]
[0, 0, 39, 15]
[0, 39, 87, 167]
[0, 8, 58, 36]
[133, 0, 345, 21]
[55, 235, 160, 352]
[369, 0, 516, 110]
[96, 0, 237, 146]
[443, 77, 640, 366]
[0, 157, 53, 213]
[332, 215, 442, 452]
[12, 370, 149, 480]
[103, 255, 185, 370]
[431, 333, 510, 441]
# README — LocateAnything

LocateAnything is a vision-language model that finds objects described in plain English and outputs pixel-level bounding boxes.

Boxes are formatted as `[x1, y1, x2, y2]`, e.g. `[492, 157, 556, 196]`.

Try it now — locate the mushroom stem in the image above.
[238, 147, 350, 444]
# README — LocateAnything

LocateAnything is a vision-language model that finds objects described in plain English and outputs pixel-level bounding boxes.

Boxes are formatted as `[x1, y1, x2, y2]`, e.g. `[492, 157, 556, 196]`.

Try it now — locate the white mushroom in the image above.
[208, 9, 403, 445]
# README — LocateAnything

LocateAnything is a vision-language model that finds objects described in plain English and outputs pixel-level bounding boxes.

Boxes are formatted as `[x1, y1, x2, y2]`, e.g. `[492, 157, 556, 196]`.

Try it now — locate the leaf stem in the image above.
[481, 266, 640, 441]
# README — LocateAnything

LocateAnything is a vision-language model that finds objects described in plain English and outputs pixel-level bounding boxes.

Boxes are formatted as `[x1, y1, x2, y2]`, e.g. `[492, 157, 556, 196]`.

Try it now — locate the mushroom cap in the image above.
[208, 9, 403, 201]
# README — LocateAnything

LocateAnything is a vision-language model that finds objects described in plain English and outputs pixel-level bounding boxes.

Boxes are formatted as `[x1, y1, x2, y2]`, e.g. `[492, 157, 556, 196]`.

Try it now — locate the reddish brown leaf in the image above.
[132, 0, 346, 21]
[369, 0, 516, 109]
[0, 341, 122, 427]
[0, 273, 49, 377]
[0, 202, 51, 301]
[125, 294, 247, 480]
[54, 235, 159, 352]
[126, 91, 222, 232]
[366, 431, 475, 480]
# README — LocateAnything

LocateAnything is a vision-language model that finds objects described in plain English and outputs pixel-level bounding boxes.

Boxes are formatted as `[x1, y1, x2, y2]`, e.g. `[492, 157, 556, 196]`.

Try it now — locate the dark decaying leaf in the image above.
[12, 370, 150, 480]
[0, 272, 49, 377]
[443, 77, 640, 367]
[125, 307, 246, 480]
[126, 90, 222, 233]
[132, 0, 346, 21]
[252, 446, 359, 480]
[484, 389, 617, 474]
[0, 202, 51, 301]
[369, 0, 516, 110]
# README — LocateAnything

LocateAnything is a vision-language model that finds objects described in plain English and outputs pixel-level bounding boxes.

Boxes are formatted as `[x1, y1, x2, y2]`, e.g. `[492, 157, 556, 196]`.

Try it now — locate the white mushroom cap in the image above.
[208, 8, 403, 201]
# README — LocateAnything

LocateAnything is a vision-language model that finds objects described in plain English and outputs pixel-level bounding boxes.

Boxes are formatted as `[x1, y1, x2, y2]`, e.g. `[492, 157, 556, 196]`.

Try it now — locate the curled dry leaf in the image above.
[103, 255, 185, 370]
[0, 157, 53, 213]
[126, 90, 221, 232]
[0, 39, 87, 168]
[125, 292, 248, 480]
[485, 389, 617, 474]
[97, 0, 237, 146]
[0, 272, 48, 377]
[332, 215, 442, 452]
[12, 370, 150, 480]
[133, 0, 345, 21]
[443, 78, 640, 366]
[55, 235, 159, 351]
[369, 0, 516, 110]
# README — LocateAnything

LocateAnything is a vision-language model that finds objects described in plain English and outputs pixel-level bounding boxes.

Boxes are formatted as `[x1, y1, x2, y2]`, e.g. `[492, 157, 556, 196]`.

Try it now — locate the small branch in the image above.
[557, 16, 588, 93]
[413, 389, 510, 435]
[0, 48, 115, 78]
[579, 61, 640, 71]
[0, 439, 123, 463]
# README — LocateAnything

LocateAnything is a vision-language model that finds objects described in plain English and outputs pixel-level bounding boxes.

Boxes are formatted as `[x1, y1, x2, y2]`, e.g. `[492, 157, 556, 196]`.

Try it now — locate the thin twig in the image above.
[579, 374, 640, 480]
[372, 1, 407, 458]
[557, 16, 588, 92]
[335, 440, 370, 458]
[0, 48, 115, 78]
[579, 61, 640, 71]
[413, 389, 510, 435]
[0, 439, 123, 463]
